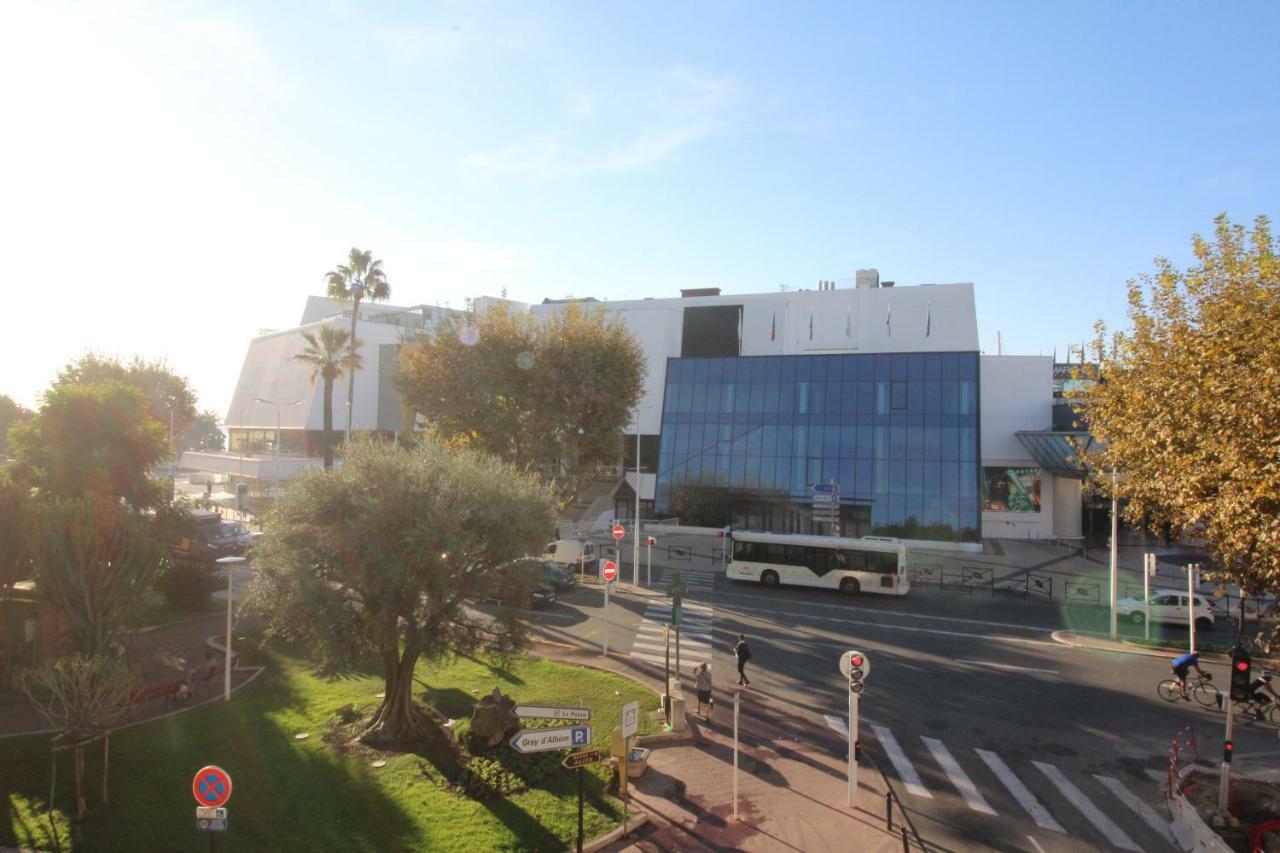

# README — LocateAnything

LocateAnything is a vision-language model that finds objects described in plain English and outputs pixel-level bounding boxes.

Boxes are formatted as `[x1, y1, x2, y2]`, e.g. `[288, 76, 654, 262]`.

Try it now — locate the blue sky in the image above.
[1, 1, 1276, 414]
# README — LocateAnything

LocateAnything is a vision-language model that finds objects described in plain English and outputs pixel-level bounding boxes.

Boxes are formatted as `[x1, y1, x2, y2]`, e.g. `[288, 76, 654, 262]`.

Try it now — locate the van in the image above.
[174, 510, 245, 561]
[543, 539, 597, 570]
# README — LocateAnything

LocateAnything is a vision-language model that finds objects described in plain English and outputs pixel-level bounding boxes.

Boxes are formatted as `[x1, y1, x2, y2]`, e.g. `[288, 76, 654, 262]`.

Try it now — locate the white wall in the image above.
[1053, 476, 1082, 539]
[980, 355, 1055, 539]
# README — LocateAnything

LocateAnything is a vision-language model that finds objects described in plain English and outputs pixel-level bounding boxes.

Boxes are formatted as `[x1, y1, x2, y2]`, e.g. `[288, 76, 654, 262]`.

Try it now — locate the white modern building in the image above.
[189, 271, 1086, 542]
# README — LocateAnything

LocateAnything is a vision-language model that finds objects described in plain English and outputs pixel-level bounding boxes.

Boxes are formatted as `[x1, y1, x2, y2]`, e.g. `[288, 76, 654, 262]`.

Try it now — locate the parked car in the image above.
[513, 558, 577, 591]
[209, 521, 252, 557]
[485, 562, 557, 609]
[172, 510, 243, 561]
[1116, 589, 1215, 631]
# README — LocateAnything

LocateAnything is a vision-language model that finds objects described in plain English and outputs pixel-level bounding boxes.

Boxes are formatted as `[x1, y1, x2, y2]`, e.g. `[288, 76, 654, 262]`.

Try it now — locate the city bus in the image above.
[726, 531, 909, 596]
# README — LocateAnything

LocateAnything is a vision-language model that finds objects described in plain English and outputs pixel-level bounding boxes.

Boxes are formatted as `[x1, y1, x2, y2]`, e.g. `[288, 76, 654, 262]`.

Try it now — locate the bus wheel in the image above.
[761, 570, 780, 587]
[840, 578, 861, 595]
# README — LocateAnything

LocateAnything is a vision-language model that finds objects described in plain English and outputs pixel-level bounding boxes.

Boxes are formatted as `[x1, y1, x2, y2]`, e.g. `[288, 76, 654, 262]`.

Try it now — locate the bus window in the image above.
[840, 550, 867, 571]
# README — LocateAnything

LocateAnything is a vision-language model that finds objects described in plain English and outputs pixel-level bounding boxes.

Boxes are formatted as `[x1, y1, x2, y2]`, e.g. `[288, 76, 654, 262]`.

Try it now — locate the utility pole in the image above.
[1109, 468, 1119, 640]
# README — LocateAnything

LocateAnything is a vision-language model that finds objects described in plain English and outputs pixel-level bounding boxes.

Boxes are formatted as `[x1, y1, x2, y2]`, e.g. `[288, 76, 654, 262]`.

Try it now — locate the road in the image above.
[514, 564, 1276, 852]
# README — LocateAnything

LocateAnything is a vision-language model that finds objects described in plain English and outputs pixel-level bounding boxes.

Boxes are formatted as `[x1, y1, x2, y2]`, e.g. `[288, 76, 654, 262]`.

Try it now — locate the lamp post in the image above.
[216, 556, 247, 701]
[255, 398, 301, 491]
[1109, 468, 1119, 640]
[633, 407, 642, 586]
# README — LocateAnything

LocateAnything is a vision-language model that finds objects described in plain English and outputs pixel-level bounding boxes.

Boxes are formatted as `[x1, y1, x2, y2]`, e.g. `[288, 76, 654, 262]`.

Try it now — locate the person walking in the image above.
[734, 633, 752, 686]
[695, 662, 714, 718]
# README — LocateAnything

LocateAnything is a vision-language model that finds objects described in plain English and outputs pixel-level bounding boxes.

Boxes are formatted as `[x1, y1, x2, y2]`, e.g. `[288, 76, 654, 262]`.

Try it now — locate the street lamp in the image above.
[215, 555, 247, 702]
[255, 398, 302, 489]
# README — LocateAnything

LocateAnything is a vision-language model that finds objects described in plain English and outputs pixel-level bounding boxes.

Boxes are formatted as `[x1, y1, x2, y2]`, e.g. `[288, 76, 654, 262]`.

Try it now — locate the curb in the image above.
[584, 812, 650, 852]
[1050, 631, 1279, 666]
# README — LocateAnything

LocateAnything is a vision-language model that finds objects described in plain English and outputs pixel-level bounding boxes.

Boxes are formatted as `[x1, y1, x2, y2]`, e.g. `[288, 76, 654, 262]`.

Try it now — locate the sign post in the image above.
[215, 556, 245, 702]
[601, 559, 618, 656]
[839, 651, 871, 808]
[646, 535, 655, 587]
[193, 764, 232, 844]
[733, 690, 740, 820]
[1144, 553, 1154, 641]
[1188, 562, 1199, 654]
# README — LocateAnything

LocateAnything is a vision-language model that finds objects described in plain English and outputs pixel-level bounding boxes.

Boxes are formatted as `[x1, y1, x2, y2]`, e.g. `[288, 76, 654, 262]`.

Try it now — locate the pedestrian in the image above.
[695, 662, 713, 718]
[734, 633, 752, 686]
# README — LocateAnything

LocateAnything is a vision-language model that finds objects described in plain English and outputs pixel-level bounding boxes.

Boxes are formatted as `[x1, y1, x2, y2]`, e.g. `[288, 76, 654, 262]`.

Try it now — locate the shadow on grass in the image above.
[451, 650, 527, 687]
[420, 686, 478, 720]
[1, 650, 423, 853]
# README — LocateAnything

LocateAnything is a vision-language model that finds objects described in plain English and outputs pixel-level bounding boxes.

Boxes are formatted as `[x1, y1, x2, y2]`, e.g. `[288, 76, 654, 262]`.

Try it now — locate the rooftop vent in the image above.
[855, 269, 880, 289]
[817, 280, 837, 291]
[881, 281, 895, 288]
[680, 287, 721, 298]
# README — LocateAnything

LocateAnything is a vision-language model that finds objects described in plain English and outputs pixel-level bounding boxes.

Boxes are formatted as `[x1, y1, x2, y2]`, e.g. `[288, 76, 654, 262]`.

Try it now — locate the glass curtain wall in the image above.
[654, 352, 980, 542]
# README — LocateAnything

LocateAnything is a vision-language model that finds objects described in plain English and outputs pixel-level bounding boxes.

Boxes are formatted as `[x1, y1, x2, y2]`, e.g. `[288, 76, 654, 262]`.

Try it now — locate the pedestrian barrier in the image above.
[909, 564, 942, 586]
[992, 571, 1054, 600]
[941, 565, 992, 594]
[1064, 580, 1101, 604]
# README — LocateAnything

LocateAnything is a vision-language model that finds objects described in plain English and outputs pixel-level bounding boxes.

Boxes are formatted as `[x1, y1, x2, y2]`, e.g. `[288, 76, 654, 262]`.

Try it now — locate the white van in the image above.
[544, 539, 597, 570]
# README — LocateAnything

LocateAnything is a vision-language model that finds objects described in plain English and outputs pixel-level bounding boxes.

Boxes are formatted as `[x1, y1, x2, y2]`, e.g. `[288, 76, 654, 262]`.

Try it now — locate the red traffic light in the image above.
[854, 740, 862, 761]
[1225, 740, 1234, 752]
[1236, 661, 1250, 672]
[851, 655, 864, 667]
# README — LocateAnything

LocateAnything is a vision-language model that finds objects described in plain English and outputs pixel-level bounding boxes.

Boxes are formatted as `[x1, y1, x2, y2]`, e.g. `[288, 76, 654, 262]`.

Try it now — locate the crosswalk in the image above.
[627, 599, 715, 668]
[844, 721, 1176, 851]
[652, 565, 719, 596]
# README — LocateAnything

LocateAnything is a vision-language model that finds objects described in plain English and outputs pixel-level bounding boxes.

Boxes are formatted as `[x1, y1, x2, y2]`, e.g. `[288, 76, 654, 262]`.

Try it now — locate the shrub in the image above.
[155, 556, 218, 612]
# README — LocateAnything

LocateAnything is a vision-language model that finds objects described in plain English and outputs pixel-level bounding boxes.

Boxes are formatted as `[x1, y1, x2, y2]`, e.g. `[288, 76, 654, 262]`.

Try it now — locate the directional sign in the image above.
[601, 560, 618, 583]
[814, 483, 836, 493]
[612, 523, 626, 540]
[812, 493, 838, 503]
[510, 725, 593, 754]
[562, 749, 602, 769]
[514, 704, 591, 722]
[621, 700, 639, 738]
[192, 765, 232, 808]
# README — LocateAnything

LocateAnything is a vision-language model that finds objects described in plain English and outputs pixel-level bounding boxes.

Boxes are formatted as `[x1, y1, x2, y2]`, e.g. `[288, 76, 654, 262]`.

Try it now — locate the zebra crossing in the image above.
[652, 565, 720, 596]
[627, 598, 714, 668]
[855, 722, 1175, 851]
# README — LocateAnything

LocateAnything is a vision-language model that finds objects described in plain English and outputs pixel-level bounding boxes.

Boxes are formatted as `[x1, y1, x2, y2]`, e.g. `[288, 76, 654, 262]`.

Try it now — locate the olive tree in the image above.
[248, 436, 557, 748]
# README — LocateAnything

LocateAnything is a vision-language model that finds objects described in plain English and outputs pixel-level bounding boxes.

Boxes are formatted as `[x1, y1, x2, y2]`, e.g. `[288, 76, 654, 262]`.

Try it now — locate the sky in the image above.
[1, 1, 1277, 415]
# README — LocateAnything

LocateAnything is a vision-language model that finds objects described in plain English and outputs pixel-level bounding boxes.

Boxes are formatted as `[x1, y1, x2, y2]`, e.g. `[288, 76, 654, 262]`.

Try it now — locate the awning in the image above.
[1015, 431, 1093, 479]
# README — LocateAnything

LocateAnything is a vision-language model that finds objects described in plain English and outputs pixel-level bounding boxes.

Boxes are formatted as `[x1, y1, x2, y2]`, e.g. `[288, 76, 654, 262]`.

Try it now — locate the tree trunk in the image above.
[73, 745, 85, 819]
[345, 293, 362, 443]
[101, 735, 109, 805]
[360, 647, 431, 748]
[322, 376, 334, 470]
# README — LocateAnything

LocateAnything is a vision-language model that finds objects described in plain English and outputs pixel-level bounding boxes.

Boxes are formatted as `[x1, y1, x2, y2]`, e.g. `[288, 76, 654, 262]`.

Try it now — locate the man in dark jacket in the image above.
[734, 634, 752, 686]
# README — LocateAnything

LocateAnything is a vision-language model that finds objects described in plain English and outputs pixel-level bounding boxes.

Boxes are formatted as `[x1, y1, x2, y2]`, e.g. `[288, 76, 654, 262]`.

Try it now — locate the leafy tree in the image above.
[324, 248, 390, 442]
[20, 655, 135, 818]
[0, 479, 31, 688]
[0, 394, 33, 458]
[25, 496, 163, 657]
[292, 325, 362, 469]
[397, 302, 646, 507]
[1075, 214, 1280, 607]
[54, 354, 197, 441]
[7, 382, 170, 510]
[177, 410, 226, 452]
[248, 436, 557, 748]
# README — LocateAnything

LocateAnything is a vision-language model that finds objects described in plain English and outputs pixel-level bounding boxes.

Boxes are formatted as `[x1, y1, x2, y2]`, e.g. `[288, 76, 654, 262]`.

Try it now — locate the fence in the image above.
[1063, 581, 1102, 605]
[940, 565, 993, 594]
[993, 572, 1054, 600]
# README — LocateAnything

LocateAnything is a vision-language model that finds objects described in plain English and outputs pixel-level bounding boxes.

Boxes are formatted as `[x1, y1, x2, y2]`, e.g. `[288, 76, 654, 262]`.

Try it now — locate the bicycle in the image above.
[1157, 672, 1221, 708]
[1232, 696, 1280, 727]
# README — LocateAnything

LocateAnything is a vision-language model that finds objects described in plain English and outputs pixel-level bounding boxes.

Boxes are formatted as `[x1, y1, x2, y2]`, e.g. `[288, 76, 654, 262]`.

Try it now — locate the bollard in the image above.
[901, 826, 909, 852]
[886, 792, 893, 832]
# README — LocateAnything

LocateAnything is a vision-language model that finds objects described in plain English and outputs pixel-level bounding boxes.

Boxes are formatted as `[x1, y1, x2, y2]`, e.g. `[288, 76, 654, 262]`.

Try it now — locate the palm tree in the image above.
[324, 248, 391, 442]
[292, 326, 362, 470]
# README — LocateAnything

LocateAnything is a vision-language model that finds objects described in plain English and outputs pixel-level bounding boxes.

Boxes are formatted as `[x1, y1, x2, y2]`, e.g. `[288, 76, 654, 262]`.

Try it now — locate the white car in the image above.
[1116, 589, 1214, 631]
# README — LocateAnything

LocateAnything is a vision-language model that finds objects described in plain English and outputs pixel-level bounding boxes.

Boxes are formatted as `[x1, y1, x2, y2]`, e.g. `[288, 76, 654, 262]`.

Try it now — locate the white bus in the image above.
[727, 531, 909, 596]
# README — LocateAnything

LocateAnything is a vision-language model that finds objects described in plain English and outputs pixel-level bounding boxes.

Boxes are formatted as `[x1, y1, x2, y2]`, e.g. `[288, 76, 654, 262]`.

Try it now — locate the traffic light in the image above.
[854, 739, 862, 763]
[1230, 646, 1253, 702]
[848, 652, 867, 694]
[1224, 740, 1234, 764]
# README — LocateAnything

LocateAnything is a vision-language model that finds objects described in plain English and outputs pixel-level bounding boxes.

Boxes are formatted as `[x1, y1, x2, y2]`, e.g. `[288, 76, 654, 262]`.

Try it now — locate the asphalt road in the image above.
[520, 569, 1276, 852]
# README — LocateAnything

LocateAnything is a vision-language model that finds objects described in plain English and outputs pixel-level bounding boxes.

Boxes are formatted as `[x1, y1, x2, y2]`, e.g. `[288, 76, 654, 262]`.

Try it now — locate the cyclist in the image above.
[1247, 671, 1280, 719]
[1172, 651, 1205, 701]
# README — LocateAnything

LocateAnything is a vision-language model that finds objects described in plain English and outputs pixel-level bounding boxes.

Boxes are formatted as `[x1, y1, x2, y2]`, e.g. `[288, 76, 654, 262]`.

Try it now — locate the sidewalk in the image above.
[541, 645, 920, 852]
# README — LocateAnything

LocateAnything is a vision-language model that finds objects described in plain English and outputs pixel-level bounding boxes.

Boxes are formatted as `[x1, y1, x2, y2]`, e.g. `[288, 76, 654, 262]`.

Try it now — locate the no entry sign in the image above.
[601, 560, 618, 582]
[612, 523, 625, 540]
[192, 765, 233, 808]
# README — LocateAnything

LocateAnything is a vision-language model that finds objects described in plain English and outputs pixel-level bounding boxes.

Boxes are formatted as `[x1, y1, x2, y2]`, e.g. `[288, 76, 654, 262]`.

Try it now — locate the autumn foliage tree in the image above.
[397, 302, 646, 507]
[248, 436, 557, 748]
[1075, 214, 1279, 606]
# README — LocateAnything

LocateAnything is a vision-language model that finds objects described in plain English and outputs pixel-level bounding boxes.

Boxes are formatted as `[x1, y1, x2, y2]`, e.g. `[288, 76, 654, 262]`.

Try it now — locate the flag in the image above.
[770, 312, 776, 341]
[845, 305, 852, 337]
[886, 303, 892, 337]
[926, 301, 932, 338]
[809, 312, 814, 340]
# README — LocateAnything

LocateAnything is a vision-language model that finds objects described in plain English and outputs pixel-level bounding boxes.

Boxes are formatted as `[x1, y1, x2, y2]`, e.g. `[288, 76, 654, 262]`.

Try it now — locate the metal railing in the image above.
[863, 746, 929, 851]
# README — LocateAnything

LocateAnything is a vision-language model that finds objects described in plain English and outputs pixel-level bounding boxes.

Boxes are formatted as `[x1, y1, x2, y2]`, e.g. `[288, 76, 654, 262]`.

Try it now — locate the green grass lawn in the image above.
[1, 642, 659, 852]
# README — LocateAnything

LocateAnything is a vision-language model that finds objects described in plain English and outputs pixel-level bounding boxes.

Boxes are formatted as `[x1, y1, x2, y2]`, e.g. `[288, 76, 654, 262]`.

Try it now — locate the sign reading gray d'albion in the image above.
[509, 725, 592, 754]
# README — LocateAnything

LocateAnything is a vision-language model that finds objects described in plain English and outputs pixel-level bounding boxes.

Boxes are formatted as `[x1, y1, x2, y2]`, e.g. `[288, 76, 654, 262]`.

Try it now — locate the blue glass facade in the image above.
[654, 352, 981, 542]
